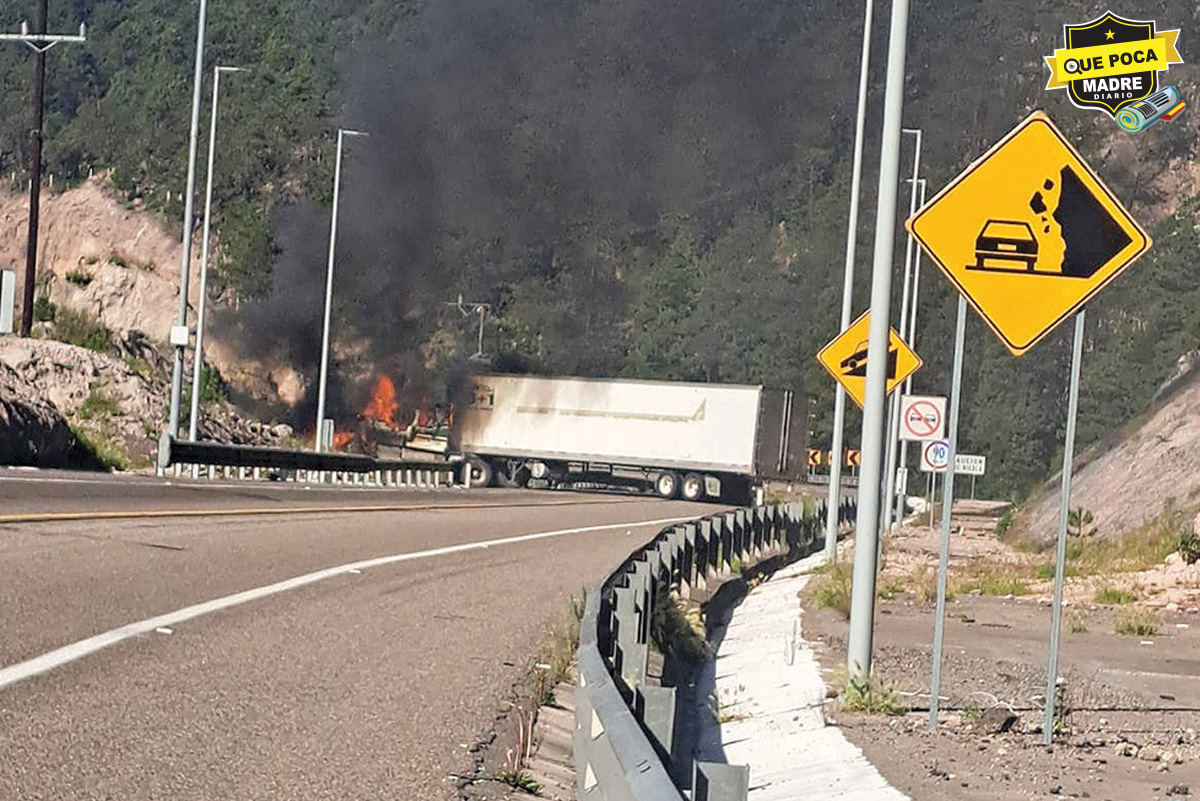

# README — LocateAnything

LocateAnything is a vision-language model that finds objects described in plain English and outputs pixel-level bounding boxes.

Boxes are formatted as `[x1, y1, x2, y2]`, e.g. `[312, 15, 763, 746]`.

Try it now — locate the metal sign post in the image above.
[907, 111, 1151, 738]
[928, 295, 966, 729]
[1044, 311, 1086, 744]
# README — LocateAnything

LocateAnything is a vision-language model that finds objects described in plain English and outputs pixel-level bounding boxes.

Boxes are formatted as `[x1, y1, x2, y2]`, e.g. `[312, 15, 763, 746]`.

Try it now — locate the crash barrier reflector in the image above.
[574, 496, 857, 800]
[156, 435, 460, 487]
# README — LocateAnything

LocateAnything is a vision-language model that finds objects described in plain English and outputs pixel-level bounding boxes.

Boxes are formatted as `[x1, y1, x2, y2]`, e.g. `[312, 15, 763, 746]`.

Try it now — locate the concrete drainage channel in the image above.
[575, 500, 855, 800]
[155, 435, 462, 486]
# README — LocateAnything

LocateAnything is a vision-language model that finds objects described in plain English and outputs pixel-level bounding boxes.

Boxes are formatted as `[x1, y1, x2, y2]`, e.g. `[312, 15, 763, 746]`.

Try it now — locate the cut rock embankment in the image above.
[0, 337, 293, 469]
[1017, 367, 1200, 542]
[0, 358, 89, 467]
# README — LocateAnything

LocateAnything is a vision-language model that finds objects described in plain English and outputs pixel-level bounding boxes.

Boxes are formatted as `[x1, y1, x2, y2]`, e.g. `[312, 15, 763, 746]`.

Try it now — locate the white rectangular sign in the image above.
[0, 269, 14, 334]
[899, 395, 947, 442]
[956, 454, 986, 476]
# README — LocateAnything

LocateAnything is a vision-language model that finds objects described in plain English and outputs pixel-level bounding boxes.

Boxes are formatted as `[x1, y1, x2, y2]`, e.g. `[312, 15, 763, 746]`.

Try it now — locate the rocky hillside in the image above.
[1016, 357, 1200, 543]
[0, 176, 305, 406]
[0, 337, 294, 471]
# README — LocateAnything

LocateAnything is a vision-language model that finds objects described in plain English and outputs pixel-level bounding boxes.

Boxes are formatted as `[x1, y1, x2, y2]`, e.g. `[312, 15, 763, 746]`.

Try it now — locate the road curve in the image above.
[0, 471, 712, 799]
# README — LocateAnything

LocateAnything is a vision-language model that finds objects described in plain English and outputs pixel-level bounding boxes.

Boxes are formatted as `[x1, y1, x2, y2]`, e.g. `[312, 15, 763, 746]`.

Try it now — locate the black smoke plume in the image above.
[231, 0, 845, 422]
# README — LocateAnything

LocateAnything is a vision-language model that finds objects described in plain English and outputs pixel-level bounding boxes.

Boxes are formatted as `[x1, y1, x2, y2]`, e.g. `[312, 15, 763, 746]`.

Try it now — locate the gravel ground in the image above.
[804, 593, 1200, 801]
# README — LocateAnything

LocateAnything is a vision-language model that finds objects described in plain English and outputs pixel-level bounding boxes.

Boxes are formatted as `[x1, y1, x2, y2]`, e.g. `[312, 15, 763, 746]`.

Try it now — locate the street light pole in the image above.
[893, 176, 928, 526]
[847, 0, 912, 679]
[167, 0, 209, 439]
[881, 128, 922, 536]
[314, 128, 368, 452]
[824, 0, 875, 563]
[188, 65, 244, 442]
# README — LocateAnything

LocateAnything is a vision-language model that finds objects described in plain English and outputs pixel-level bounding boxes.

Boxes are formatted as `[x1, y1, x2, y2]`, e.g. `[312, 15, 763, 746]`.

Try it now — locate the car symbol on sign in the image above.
[840, 340, 898, 379]
[969, 220, 1039, 273]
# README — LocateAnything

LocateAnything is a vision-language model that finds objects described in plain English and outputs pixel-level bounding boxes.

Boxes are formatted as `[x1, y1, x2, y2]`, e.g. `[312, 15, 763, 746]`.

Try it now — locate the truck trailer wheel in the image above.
[681, 473, 705, 502]
[466, 457, 493, 488]
[654, 471, 680, 499]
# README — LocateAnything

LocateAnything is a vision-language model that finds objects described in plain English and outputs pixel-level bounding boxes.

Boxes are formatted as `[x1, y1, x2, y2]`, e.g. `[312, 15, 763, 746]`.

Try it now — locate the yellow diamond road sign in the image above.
[817, 310, 922, 409]
[907, 111, 1150, 356]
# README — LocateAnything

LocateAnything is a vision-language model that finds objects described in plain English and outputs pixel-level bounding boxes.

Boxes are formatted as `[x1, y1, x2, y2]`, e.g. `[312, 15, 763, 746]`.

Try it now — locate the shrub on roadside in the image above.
[53, 307, 110, 353]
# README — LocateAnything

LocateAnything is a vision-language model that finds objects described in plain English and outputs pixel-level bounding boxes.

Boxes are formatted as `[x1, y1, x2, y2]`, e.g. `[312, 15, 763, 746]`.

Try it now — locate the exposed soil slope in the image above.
[1017, 363, 1200, 543]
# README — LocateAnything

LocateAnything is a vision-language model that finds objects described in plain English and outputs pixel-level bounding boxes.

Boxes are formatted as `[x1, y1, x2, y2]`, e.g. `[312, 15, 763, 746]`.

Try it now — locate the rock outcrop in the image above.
[0, 337, 294, 470]
[0, 359, 89, 467]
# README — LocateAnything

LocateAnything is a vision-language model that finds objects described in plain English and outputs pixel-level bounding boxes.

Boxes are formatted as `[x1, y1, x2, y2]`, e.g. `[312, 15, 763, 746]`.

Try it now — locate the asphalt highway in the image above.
[0, 469, 712, 799]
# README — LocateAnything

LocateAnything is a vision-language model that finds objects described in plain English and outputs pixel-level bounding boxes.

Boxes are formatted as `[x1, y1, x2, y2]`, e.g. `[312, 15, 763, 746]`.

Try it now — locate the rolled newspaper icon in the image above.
[1116, 86, 1181, 133]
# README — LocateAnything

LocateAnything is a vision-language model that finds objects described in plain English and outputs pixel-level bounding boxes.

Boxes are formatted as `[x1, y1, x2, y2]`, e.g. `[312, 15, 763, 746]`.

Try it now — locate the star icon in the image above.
[1105, 30, 1115, 40]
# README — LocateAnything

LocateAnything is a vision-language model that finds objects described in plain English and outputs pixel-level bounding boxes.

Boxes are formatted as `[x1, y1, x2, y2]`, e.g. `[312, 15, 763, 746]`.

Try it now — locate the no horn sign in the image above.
[900, 395, 946, 442]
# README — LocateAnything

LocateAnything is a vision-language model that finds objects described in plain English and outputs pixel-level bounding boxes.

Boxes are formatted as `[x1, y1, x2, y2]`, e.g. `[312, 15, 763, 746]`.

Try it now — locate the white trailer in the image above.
[452, 374, 808, 502]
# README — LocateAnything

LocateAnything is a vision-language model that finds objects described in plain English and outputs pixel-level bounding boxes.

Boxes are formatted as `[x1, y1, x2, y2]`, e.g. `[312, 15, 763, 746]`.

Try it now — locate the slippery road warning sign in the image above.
[816, 310, 922, 409]
[907, 111, 1151, 356]
[900, 395, 946, 442]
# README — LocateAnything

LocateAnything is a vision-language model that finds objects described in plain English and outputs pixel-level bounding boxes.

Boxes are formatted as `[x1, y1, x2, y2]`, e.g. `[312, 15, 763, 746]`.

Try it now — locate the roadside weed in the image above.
[1113, 608, 1159, 636]
[830, 666, 908, 716]
[810, 563, 854, 618]
[650, 587, 707, 664]
[494, 769, 542, 795]
[1094, 585, 1139, 605]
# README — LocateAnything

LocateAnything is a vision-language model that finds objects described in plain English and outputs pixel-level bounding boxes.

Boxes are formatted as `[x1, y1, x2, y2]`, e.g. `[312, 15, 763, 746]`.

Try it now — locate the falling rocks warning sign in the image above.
[907, 111, 1150, 356]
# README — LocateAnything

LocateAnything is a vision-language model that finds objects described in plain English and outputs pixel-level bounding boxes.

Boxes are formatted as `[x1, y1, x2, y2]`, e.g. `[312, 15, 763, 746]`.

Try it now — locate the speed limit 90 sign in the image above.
[920, 439, 951, 472]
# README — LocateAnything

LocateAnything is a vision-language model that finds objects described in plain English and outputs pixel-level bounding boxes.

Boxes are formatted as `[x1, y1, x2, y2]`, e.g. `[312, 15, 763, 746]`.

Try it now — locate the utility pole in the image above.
[881, 128, 922, 536]
[0, 9, 86, 336]
[893, 177, 927, 526]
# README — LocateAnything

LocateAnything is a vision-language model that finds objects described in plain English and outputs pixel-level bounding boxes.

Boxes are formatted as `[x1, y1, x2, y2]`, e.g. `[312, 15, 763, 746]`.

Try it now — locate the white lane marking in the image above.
[0, 474, 429, 493]
[0, 515, 691, 691]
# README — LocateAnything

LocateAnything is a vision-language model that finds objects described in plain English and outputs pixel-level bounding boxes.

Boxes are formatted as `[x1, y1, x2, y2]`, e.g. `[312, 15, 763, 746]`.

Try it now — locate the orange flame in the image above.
[332, 430, 355, 450]
[363, 375, 400, 429]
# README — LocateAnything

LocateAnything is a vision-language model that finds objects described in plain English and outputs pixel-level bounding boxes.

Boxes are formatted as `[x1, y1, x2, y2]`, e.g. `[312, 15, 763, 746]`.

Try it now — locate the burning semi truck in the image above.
[431, 373, 810, 503]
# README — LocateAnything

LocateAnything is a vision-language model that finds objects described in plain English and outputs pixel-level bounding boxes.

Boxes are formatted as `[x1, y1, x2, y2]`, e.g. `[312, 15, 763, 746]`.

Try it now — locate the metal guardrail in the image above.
[574, 497, 856, 800]
[156, 435, 461, 487]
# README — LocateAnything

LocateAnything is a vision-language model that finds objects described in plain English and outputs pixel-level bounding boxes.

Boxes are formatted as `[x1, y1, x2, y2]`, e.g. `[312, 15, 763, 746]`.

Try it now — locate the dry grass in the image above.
[951, 567, 1031, 597]
[1113, 607, 1159, 636]
[1094, 585, 1139, 605]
